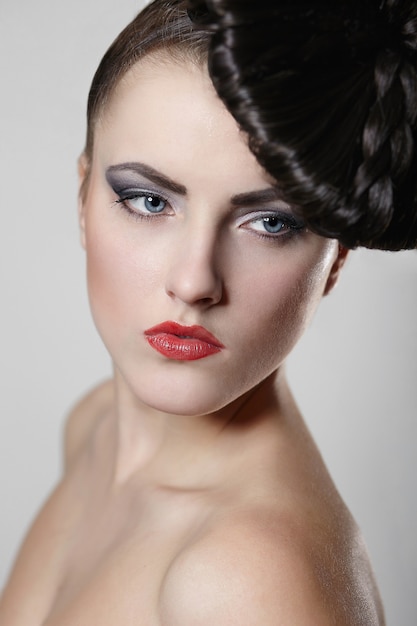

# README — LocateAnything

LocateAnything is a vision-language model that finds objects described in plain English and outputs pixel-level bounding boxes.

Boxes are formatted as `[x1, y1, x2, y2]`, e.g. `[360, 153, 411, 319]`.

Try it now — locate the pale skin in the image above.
[0, 53, 385, 625]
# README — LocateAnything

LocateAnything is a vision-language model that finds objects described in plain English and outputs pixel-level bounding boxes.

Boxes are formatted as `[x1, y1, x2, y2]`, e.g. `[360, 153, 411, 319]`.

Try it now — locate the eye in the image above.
[136, 194, 166, 213]
[115, 190, 170, 217]
[243, 212, 305, 239]
[252, 215, 287, 235]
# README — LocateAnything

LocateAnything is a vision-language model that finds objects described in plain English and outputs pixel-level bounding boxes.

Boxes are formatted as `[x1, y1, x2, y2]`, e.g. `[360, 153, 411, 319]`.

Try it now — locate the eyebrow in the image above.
[106, 161, 283, 207]
[230, 188, 285, 207]
[106, 162, 187, 195]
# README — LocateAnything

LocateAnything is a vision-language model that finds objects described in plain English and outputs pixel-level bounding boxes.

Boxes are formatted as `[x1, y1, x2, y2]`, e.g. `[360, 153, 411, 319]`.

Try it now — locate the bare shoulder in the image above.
[160, 506, 385, 626]
[0, 475, 80, 625]
[0, 384, 113, 624]
[63, 379, 114, 472]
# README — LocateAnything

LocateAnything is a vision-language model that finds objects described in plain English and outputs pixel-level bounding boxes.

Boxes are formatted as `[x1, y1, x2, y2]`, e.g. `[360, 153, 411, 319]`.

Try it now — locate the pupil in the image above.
[265, 216, 283, 233]
[145, 195, 164, 212]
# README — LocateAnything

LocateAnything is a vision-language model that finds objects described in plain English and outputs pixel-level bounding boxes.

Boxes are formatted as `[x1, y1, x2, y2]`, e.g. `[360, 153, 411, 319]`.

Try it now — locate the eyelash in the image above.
[112, 189, 305, 240]
[113, 190, 171, 220]
[241, 212, 305, 241]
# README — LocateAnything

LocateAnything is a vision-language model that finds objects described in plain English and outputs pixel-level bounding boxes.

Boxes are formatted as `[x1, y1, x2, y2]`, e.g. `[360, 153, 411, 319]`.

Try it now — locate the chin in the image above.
[145, 389, 232, 418]
[124, 370, 238, 418]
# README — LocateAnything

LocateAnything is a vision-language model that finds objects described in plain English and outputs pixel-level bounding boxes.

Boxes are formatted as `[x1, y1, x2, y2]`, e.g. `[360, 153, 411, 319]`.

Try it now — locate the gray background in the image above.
[0, 1, 416, 624]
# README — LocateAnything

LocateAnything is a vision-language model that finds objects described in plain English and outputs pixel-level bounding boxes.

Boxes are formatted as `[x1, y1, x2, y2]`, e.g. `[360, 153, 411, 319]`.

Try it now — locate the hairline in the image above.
[92, 47, 209, 148]
[79, 40, 210, 199]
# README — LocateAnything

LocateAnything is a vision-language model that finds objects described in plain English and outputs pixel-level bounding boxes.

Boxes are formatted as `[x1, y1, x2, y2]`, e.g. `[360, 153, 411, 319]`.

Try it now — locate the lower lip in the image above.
[145, 333, 222, 361]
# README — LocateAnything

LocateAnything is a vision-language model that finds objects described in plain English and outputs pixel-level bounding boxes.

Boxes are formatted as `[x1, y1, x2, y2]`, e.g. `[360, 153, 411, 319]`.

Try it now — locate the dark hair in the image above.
[188, 0, 417, 250]
[84, 0, 210, 161]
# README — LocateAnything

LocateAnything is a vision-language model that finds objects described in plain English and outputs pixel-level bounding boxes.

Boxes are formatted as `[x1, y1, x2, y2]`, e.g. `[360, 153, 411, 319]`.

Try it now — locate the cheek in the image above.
[86, 232, 123, 331]
[84, 215, 160, 340]
[229, 242, 334, 374]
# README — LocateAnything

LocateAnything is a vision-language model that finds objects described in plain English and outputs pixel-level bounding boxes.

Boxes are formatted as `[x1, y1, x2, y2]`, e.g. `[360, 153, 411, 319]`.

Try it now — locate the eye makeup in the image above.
[113, 190, 171, 220]
[105, 161, 305, 237]
[106, 163, 179, 220]
[237, 209, 305, 242]
[106, 162, 186, 196]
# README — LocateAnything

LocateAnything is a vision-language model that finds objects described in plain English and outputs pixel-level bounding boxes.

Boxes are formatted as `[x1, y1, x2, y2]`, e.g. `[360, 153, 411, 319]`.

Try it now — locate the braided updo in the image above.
[188, 0, 417, 249]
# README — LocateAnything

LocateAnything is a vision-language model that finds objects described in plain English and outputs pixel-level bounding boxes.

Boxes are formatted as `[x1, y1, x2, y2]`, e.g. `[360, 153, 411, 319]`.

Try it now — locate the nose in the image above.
[165, 226, 223, 307]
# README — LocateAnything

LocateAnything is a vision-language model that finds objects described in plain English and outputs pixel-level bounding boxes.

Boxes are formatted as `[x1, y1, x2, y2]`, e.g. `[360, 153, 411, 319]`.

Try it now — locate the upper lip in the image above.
[144, 321, 224, 347]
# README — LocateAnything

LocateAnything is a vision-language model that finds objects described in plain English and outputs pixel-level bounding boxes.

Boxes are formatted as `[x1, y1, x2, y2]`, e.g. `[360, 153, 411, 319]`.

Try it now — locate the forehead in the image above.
[93, 52, 273, 194]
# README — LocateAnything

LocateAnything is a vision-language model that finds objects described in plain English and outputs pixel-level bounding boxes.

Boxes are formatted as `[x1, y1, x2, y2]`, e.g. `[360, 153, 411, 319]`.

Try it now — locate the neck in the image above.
[106, 367, 290, 488]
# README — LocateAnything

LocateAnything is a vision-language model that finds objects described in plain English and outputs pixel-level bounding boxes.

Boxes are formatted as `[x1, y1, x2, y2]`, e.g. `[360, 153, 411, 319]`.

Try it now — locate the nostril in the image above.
[164, 237, 224, 306]
[165, 269, 223, 306]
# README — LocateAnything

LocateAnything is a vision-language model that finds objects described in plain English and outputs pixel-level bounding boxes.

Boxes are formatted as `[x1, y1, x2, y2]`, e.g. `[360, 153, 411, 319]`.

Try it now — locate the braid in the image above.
[350, 0, 417, 248]
[352, 51, 408, 236]
[189, 0, 417, 250]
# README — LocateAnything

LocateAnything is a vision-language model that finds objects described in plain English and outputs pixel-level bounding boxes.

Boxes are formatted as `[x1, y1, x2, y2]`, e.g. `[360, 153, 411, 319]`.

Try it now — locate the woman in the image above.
[0, 1, 386, 624]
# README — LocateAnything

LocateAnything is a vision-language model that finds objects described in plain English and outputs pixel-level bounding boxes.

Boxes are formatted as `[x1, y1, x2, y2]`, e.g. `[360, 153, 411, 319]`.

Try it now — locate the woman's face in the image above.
[79, 53, 344, 416]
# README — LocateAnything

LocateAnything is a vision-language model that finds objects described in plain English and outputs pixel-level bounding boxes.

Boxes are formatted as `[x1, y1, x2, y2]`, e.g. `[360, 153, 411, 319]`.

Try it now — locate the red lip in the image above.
[144, 321, 224, 361]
